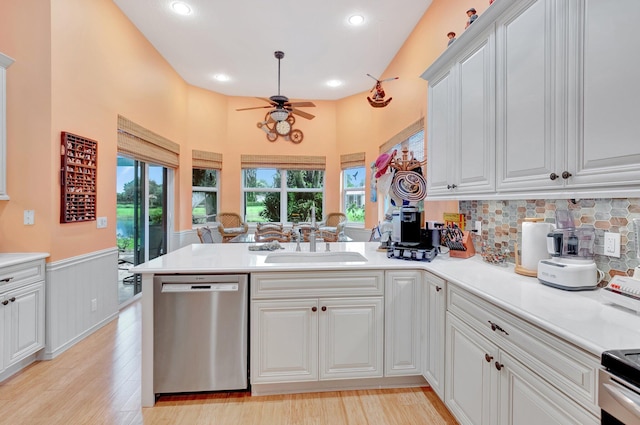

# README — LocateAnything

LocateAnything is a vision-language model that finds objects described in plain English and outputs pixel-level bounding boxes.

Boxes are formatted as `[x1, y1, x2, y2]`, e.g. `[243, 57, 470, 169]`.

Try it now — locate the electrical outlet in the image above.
[475, 220, 482, 234]
[23, 210, 35, 225]
[96, 217, 107, 228]
[604, 232, 621, 258]
[91, 298, 98, 312]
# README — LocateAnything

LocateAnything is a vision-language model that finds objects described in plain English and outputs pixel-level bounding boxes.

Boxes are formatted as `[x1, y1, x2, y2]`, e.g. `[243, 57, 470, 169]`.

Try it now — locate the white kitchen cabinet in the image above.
[251, 299, 318, 383]
[425, 29, 495, 197]
[422, 271, 445, 399]
[445, 284, 600, 424]
[423, 0, 640, 199]
[0, 257, 46, 380]
[250, 271, 384, 385]
[446, 313, 597, 425]
[385, 270, 421, 377]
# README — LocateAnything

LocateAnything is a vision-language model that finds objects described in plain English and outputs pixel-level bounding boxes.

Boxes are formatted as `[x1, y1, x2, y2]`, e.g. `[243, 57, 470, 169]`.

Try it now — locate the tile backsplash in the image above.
[459, 198, 640, 283]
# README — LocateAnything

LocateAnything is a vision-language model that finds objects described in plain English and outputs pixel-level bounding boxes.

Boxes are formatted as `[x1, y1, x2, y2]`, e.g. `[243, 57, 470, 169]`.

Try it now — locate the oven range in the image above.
[599, 349, 640, 424]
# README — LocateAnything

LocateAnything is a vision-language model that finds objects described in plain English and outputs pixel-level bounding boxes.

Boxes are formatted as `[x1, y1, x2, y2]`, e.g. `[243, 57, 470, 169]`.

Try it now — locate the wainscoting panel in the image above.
[44, 248, 119, 359]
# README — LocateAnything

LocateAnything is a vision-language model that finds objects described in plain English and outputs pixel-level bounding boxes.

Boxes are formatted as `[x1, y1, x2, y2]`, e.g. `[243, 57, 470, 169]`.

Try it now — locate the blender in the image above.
[537, 210, 598, 291]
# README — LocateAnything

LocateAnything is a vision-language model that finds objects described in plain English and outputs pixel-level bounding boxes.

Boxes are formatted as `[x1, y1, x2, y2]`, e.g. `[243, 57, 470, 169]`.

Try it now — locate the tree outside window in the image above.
[343, 166, 365, 224]
[192, 169, 218, 224]
[242, 168, 323, 223]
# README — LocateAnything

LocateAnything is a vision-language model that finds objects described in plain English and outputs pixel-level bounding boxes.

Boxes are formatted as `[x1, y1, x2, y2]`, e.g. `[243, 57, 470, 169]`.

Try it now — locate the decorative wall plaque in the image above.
[60, 132, 97, 223]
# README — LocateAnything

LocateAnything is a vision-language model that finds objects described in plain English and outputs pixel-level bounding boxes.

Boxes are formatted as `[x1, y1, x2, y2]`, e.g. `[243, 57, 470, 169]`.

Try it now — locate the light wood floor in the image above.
[0, 301, 458, 425]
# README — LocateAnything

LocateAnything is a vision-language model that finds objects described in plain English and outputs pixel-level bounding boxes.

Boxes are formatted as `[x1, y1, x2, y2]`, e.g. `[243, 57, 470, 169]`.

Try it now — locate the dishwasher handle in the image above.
[161, 283, 239, 293]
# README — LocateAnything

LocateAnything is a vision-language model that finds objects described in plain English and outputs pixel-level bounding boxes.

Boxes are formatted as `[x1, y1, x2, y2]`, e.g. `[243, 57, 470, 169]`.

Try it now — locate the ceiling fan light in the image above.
[270, 109, 289, 122]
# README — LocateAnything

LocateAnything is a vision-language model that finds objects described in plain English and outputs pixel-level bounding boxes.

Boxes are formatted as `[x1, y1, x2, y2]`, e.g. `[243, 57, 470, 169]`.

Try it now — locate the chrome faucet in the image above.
[309, 205, 317, 252]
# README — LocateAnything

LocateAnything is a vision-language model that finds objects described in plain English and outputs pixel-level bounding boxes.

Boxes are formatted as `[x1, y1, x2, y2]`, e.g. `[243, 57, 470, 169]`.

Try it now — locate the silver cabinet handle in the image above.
[603, 382, 640, 419]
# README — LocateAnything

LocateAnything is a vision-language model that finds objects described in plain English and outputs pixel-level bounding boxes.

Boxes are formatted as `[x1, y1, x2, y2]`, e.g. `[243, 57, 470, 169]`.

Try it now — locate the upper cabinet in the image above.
[422, 0, 640, 200]
[0, 52, 14, 201]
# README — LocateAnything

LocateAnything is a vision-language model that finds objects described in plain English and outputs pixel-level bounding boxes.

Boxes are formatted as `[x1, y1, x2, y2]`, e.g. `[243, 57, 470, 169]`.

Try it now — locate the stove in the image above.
[599, 349, 640, 424]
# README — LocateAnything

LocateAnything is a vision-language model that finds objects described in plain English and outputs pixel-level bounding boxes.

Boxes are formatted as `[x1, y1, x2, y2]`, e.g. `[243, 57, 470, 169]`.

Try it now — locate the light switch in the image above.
[97, 217, 107, 228]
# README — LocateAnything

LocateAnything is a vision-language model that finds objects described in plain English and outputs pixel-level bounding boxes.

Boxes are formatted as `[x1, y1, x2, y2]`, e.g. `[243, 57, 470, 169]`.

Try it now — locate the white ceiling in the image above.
[112, 0, 433, 101]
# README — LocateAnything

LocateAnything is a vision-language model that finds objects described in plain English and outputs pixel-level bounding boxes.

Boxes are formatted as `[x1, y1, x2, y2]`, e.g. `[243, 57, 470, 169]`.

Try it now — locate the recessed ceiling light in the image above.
[213, 74, 230, 82]
[348, 15, 365, 26]
[326, 80, 343, 88]
[171, 2, 192, 16]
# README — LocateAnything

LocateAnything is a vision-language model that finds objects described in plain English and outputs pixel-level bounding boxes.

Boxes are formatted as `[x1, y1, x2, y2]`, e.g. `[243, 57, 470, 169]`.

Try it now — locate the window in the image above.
[192, 169, 218, 224]
[379, 119, 426, 214]
[342, 167, 365, 224]
[242, 168, 324, 223]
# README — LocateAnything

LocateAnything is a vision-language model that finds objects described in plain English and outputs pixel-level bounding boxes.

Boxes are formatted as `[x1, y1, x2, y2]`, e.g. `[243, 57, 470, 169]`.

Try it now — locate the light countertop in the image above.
[131, 242, 640, 357]
[0, 253, 49, 268]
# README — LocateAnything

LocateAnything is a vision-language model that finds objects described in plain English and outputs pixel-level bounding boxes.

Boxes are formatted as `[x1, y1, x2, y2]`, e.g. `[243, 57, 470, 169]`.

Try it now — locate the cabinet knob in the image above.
[549, 173, 559, 181]
[311, 306, 317, 312]
[495, 361, 504, 371]
[562, 171, 572, 179]
[321, 306, 327, 312]
[1, 300, 8, 306]
[447, 184, 458, 189]
[9, 297, 15, 302]
[485, 354, 493, 363]
[435, 286, 442, 292]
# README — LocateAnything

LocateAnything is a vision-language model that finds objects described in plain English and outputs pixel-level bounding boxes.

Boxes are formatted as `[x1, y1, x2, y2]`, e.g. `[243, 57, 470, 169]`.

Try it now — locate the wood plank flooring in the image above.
[0, 301, 458, 425]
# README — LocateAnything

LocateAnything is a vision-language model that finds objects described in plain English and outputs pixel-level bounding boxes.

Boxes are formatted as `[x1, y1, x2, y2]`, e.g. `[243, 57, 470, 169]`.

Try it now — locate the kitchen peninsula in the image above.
[132, 242, 640, 424]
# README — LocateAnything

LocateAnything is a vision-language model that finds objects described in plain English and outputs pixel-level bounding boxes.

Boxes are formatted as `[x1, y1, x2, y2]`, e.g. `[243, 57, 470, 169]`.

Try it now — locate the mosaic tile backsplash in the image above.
[459, 198, 640, 284]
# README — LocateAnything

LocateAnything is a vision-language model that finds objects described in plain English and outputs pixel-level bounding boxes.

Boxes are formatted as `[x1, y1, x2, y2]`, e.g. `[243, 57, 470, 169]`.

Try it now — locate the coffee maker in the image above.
[387, 207, 439, 262]
[537, 210, 598, 291]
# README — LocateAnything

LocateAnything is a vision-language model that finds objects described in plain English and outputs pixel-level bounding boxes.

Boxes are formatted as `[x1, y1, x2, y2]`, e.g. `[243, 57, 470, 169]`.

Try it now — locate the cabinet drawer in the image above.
[251, 271, 384, 299]
[0, 260, 45, 294]
[447, 284, 599, 415]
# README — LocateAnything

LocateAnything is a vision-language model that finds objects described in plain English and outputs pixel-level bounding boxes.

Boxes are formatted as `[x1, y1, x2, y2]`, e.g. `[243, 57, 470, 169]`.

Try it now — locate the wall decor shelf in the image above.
[60, 132, 97, 223]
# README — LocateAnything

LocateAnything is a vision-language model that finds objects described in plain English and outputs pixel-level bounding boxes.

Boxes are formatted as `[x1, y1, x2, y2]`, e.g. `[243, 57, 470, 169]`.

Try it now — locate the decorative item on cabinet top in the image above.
[60, 131, 97, 223]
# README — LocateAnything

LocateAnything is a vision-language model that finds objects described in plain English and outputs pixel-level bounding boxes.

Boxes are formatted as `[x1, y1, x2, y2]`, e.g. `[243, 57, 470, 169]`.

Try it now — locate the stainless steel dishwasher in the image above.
[153, 274, 248, 394]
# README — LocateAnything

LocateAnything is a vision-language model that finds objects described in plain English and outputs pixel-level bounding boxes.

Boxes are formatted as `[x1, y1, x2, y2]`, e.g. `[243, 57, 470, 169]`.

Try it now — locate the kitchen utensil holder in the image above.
[449, 231, 476, 259]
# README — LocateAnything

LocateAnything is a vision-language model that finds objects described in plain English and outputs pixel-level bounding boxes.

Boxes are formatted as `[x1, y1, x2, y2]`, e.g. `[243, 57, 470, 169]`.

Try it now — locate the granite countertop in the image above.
[131, 242, 640, 357]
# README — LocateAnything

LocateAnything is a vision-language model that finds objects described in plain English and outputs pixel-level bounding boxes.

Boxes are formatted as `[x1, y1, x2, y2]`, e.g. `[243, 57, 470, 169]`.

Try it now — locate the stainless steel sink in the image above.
[265, 251, 368, 264]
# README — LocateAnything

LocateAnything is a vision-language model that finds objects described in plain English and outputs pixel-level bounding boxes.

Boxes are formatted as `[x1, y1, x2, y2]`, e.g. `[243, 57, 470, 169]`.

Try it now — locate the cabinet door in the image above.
[385, 271, 421, 377]
[423, 272, 446, 399]
[496, 0, 563, 192]
[456, 32, 496, 194]
[427, 69, 456, 195]
[6, 282, 44, 366]
[250, 299, 318, 383]
[498, 351, 599, 425]
[567, 0, 640, 190]
[319, 297, 383, 380]
[446, 313, 499, 425]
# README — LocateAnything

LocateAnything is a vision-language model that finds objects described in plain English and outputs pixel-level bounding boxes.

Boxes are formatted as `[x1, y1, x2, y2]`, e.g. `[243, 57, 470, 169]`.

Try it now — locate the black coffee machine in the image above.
[396, 207, 441, 250]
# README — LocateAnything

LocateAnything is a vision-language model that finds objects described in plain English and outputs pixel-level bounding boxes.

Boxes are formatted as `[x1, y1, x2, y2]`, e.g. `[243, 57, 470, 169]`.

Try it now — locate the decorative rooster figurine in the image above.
[366, 74, 399, 108]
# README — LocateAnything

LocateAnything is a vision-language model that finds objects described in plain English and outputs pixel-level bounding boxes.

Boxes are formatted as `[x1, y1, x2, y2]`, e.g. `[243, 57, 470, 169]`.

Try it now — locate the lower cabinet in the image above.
[422, 271, 446, 399]
[384, 270, 422, 376]
[4, 282, 45, 367]
[251, 297, 383, 383]
[0, 257, 46, 380]
[445, 283, 600, 425]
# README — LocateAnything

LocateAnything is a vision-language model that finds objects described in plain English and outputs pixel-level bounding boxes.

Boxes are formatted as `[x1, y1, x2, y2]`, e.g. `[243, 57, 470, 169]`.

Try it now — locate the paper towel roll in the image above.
[521, 219, 552, 271]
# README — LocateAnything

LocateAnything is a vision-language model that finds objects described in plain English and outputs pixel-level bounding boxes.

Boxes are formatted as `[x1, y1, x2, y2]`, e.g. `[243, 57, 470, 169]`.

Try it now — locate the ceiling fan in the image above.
[236, 51, 316, 121]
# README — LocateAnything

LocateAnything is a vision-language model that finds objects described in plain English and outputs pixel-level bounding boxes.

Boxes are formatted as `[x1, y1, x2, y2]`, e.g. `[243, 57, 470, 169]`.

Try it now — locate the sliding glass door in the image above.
[116, 156, 168, 305]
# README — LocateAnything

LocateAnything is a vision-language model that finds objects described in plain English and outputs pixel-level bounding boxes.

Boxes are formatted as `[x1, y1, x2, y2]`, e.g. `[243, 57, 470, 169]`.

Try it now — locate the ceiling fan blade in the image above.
[366, 73, 378, 81]
[291, 108, 315, 120]
[286, 101, 316, 108]
[380, 77, 399, 82]
[236, 105, 272, 111]
[256, 97, 276, 104]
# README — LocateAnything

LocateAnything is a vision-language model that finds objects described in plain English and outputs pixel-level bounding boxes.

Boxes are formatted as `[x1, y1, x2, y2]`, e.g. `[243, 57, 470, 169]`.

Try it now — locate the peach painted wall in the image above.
[0, 0, 485, 260]
[0, 0, 53, 253]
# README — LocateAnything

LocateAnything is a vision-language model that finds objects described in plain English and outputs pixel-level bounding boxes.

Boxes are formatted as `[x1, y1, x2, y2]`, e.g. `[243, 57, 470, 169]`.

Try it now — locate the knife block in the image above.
[449, 231, 476, 259]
